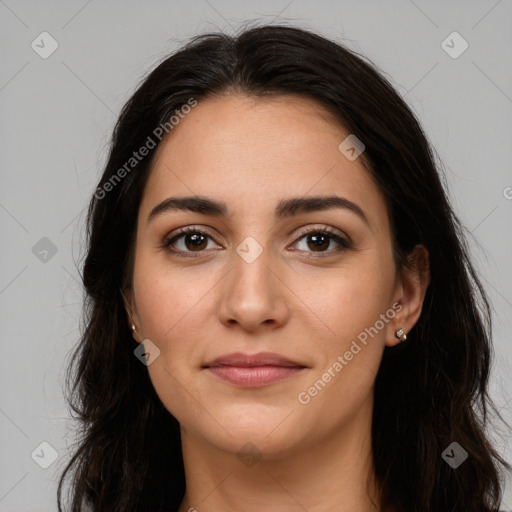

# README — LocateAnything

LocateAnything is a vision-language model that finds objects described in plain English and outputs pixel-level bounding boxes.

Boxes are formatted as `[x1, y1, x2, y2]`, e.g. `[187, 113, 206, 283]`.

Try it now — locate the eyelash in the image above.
[161, 225, 351, 258]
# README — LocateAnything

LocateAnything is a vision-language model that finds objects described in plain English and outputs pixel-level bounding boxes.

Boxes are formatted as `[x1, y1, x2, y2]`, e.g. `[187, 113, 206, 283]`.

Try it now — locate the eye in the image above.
[161, 225, 351, 258]
[161, 226, 220, 257]
[291, 226, 351, 256]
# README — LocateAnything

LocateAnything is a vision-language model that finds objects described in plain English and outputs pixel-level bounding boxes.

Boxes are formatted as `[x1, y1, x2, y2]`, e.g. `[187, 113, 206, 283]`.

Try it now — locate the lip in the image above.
[203, 352, 307, 388]
[204, 351, 305, 368]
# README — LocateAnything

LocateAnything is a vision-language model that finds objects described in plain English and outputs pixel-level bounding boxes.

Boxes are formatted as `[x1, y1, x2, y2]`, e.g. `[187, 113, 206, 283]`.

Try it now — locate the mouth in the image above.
[202, 352, 308, 388]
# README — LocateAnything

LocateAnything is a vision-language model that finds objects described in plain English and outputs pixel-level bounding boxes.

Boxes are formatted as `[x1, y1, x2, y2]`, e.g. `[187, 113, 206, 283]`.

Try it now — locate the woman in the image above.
[57, 24, 509, 511]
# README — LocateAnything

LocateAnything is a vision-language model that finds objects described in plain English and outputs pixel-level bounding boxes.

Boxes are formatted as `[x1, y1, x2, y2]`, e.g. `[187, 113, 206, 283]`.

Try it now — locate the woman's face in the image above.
[126, 93, 409, 458]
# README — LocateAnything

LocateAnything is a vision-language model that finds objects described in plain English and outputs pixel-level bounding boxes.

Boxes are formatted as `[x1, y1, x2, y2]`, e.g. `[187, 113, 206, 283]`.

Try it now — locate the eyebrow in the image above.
[147, 195, 370, 227]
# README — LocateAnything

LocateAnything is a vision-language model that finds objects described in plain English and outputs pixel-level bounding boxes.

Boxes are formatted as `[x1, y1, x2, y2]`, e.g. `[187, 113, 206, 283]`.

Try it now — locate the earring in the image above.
[131, 323, 142, 343]
[395, 328, 407, 342]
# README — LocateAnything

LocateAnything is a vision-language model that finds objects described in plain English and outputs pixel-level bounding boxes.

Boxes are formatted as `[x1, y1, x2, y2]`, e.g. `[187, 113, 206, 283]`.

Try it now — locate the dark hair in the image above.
[57, 23, 510, 511]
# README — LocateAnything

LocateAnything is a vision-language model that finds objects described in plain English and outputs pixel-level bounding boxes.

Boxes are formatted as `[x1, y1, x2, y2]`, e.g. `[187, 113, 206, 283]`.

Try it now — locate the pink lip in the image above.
[203, 352, 307, 388]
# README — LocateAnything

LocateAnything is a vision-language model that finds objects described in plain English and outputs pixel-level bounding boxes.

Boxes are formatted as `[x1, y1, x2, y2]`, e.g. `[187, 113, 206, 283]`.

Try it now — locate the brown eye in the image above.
[304, 233, 330, 252]
[293, 228, 351, 254]
[162, 227, 220, 257]
[162, 225, 350, 258]
[181, 232, 208, 251]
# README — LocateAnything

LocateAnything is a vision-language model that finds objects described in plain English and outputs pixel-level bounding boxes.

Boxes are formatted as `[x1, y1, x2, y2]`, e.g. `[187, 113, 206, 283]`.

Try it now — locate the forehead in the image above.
[141, 94, 389, 232]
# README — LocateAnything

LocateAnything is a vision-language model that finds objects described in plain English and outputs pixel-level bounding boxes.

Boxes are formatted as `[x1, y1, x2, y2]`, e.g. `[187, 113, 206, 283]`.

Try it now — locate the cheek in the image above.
[307, 257, 395, 342]
[301, 255, 396, 391]
[133, 254, 217, 345]
[133, 259, 215, 422]
[295, 284, 392, 425]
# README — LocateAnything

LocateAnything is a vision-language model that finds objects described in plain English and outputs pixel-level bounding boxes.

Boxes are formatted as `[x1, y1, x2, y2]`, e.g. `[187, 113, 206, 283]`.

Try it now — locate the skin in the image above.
[124, 94, 430, 512]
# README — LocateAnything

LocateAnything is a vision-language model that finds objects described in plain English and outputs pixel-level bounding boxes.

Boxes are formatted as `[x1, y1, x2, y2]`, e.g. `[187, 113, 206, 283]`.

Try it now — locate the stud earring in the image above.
[395, 328, 407, 342]
[130, 323, 143, 343]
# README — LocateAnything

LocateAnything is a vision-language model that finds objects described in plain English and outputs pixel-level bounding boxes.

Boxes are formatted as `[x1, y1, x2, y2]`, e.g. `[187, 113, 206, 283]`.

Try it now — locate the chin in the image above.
[188, 406, 306, 458]
[212, 428, 301, 462]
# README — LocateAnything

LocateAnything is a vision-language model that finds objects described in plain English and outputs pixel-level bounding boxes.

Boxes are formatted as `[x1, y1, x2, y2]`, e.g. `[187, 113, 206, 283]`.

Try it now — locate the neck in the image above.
[177, 396, 382, 512]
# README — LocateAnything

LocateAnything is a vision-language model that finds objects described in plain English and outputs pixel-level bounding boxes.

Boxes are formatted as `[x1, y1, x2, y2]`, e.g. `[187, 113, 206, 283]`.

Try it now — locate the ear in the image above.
[386, 244, 430, 347]
[120, 287, 142, 343]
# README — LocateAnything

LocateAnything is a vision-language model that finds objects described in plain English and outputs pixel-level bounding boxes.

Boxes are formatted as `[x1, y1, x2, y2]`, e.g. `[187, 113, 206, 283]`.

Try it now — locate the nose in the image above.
[217, 244, 291, 333]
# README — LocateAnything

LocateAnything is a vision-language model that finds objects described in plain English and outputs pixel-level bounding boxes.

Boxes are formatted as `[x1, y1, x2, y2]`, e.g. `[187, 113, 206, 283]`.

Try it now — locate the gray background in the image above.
[1, 1, 511, 510]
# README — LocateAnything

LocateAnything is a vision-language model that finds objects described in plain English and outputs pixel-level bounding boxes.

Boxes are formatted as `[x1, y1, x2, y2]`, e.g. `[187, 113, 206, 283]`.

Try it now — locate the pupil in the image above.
[187, 233, 206, 250]
[309, 234, 328, 251]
